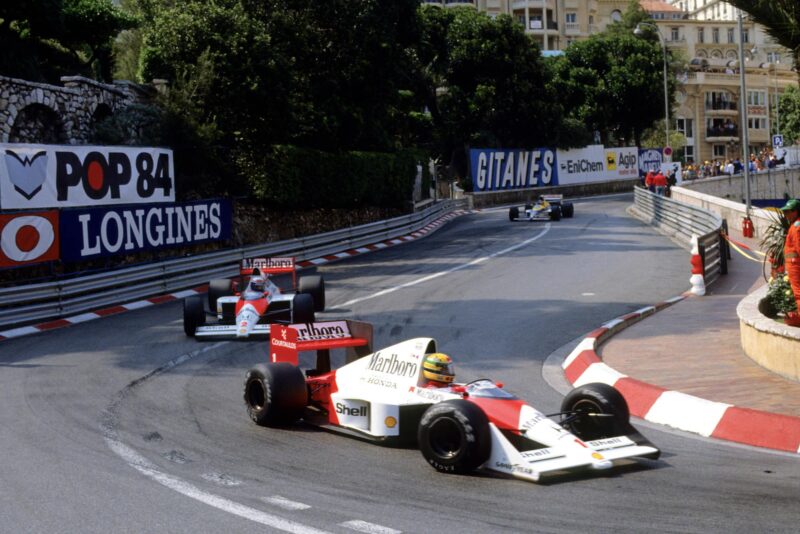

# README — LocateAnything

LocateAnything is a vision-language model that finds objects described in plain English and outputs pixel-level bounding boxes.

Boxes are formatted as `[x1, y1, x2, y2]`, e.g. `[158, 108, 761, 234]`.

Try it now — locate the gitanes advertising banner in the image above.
[59, 199, 232, 262]
[0, 144, 175, 209]
[470, 146, 638, 192]
[469, 149, 557, 192]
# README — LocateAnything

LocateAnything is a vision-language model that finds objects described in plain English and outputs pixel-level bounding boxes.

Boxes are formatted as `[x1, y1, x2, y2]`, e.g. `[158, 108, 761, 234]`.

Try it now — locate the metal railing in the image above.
[0, 200, 467, 329]
[634, 186, 726, 285]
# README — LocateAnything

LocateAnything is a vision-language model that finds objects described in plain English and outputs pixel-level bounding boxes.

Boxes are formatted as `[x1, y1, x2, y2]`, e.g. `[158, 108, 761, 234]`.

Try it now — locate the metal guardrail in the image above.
[634, 186, 726, 285]
[0, 200, 467, 329]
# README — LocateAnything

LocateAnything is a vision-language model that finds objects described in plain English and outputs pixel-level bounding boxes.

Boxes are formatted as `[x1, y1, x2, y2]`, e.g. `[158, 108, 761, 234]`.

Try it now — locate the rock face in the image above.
[0, 75, 153, 144]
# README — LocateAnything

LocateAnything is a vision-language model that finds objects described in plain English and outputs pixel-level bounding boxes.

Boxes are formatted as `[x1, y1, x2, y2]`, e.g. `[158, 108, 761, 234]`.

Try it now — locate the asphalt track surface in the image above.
[1, 195, 798, 533]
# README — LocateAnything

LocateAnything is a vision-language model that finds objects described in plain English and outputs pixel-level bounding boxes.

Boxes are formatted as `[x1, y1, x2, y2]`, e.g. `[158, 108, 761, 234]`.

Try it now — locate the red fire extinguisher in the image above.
[742, 217, 754, 238]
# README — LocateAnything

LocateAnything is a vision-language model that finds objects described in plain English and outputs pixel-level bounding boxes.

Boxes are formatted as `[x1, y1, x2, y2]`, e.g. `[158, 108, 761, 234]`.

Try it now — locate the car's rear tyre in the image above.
[562, 202, 574, 218]
[418, 400, 491, 474]
[298, 275, 325, 312]
[291, 293, 315, 324]
[560, 383, 630, 440]
[244, 363, 308, 427]
[550, 206, 562, 221]
[183, 295, 205, 337]
[208, 278, 232, 310]
[509, 207, 519, 221]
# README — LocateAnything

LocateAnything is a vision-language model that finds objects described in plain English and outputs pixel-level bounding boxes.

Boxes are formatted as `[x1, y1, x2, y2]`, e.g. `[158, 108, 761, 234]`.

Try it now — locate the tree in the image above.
[411, 7, 580, 180]
[550, 32, 675, 146]
[0, 0, 135, 82]
[726, 1, 800, 77]
[777, 85, 800, 145]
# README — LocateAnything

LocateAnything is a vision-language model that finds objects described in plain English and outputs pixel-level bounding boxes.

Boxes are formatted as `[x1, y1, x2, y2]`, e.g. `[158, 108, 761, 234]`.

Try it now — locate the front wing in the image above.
[485, 425, 659, 482]
[194, 324, 271, 338]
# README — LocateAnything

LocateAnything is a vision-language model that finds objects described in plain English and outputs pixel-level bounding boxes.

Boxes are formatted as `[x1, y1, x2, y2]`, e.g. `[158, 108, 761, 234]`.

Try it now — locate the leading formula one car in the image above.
[183, 257, 325, 339]
[243, 321, 660, 483]
[509, 194, 574, 222]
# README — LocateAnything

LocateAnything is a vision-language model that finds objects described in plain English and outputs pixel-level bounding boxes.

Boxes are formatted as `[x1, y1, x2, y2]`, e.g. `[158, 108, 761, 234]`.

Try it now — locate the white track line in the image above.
[263, 496, 312, 511]
[340, 520, 402, 534]
[339, 224, 551, 307]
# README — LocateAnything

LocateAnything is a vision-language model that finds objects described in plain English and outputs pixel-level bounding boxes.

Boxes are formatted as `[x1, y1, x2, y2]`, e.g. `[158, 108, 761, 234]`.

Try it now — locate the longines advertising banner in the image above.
[0, 144, 175, 209]
[59, 198, 232, 262]
[470, 146, 638, 192]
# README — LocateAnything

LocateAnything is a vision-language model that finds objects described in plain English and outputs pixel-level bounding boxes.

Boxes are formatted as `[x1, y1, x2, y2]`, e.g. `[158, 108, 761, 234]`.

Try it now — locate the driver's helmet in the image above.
[422, 353, 455, 384]
[538, 195, 545, 202]
[249, 275, 266, 293]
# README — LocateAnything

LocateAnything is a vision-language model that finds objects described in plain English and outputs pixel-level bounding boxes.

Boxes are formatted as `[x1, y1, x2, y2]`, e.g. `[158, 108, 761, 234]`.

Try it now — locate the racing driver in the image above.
[422, 353, 456, 388]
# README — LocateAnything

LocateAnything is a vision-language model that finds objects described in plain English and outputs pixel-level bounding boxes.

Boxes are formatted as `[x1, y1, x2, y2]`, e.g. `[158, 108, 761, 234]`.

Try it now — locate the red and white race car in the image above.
[243, 321, 660, 483]
[183, 257, 325, 339]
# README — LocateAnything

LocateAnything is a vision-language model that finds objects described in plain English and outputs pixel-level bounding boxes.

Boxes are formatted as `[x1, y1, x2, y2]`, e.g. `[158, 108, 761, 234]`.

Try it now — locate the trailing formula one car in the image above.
[244, 321, 660, 483]
[509, 194, 574, 222]
[183, 257, 325, 339]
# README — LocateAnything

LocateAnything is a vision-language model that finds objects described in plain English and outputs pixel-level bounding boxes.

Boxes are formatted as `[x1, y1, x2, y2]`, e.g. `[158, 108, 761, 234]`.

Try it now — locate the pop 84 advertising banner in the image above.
[59, 199, 232, 262]
[0, 144, 175, 209]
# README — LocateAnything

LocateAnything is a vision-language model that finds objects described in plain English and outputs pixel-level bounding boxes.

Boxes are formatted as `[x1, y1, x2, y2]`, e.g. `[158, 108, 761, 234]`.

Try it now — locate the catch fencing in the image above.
[633, 186, 727, 285]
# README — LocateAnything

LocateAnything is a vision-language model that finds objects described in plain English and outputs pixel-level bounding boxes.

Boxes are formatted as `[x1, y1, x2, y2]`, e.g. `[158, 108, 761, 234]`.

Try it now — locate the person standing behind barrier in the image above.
[653, 169, 667, 196]
[645, 169, 655, 192]
[782, 199, 800, 327]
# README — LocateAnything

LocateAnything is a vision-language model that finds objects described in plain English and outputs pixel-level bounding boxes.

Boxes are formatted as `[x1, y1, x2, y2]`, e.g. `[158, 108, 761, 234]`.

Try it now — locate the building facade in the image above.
[422, 0, 797, 162]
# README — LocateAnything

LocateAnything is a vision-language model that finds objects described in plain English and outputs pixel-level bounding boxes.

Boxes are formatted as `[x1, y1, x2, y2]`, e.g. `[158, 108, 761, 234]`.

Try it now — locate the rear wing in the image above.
[241, 257, 296, 287]
[270, 320, 373, 372]
[541, 194, 563, 203]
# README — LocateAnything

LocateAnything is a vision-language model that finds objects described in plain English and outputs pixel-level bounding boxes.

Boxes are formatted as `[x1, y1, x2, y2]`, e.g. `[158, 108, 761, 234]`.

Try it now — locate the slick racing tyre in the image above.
[550, 205, 562, 221]
[208, 278, 232, 310]
[291, 293, 315, 324]
[244, 363, 308, 427]
[509, 207, 519, 221]
[418, 400, 491, 474]
[183, 295, 206, 337]
[298, 275, 326, 312]
[562, 202, 574, 218]
[560, 383, 630, 440]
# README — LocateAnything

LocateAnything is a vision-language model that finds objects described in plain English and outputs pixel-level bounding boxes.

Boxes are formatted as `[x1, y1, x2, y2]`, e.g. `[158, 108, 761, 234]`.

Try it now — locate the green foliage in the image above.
[777, 85, 800, 145]
[550, 31, 674, 146]
[237, 145, 420, 209]
[765, 273, 797, 315]
[0, 0, 136, 82]
[759, 208, 790, 270]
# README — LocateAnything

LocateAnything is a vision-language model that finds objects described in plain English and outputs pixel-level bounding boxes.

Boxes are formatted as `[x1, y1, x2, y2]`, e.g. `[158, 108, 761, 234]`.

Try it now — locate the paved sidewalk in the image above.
[565, 224, 800, 452]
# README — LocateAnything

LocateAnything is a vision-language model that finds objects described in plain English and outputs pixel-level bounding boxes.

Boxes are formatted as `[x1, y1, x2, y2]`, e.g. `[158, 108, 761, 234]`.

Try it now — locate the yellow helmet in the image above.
[423, 353, 455, 383]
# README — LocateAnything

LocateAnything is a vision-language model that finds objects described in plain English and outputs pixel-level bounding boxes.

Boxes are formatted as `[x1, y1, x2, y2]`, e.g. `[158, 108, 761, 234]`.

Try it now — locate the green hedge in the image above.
[238, 145, 422, 209]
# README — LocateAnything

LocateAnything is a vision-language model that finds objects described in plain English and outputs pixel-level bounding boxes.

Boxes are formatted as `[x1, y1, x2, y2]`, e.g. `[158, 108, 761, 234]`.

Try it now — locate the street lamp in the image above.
[634, 22, 670, 156]
[737, 11, 751, 218]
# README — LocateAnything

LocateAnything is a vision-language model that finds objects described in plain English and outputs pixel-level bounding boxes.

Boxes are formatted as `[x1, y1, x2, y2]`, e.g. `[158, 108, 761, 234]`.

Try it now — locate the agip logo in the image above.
[606, 151, 617, 171]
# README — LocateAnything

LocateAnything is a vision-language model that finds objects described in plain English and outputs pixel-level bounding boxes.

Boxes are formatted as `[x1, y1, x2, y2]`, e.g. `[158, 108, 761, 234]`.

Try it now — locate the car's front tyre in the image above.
[183, 295, 205, 337]
[418, 400, 490, 474]
[560, 382, 630, 440]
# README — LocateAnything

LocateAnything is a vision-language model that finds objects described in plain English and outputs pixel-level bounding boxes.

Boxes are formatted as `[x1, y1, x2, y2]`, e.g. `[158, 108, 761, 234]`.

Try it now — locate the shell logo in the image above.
[385, 416, 397, 429]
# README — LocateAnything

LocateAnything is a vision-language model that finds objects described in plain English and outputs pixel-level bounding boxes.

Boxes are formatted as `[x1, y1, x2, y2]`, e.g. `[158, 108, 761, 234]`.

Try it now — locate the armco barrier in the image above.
[0, 200, 467, 329]
[632, 186, 724, 285]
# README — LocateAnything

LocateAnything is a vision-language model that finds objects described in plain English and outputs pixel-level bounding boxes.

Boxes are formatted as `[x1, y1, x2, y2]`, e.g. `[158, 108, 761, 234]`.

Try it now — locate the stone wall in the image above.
[0, 75, 155, 145]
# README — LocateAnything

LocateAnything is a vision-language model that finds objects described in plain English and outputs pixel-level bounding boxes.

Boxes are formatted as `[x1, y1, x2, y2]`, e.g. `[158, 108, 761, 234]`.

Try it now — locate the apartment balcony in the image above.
[705, 102, 738, 115]
[444, 0, 476, 7]
[706, 127, 738, 141]
[513, 0, 556, 9]
[565, 22, 581, 36]
[525, 20, 558, 33]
